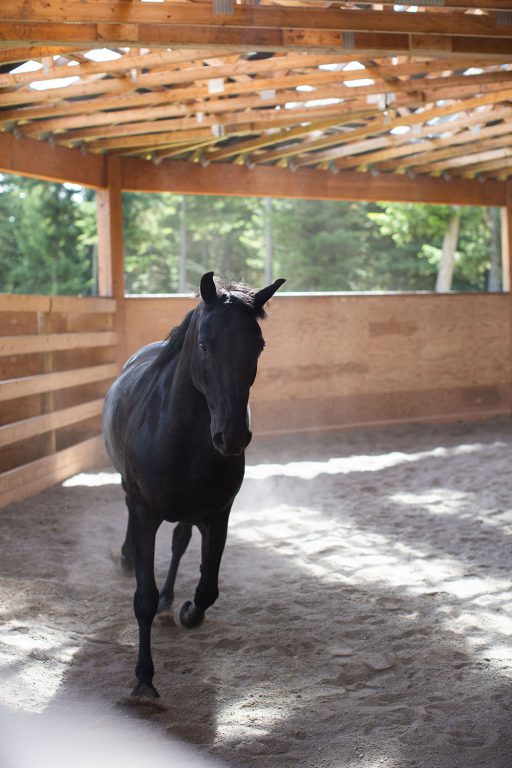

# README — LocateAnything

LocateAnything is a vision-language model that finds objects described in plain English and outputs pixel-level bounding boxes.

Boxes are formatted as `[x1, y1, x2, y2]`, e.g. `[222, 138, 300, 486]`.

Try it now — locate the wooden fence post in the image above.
[501, 181, 512, 413]
[97, 156, 126, 370]
[37, 305, 56, 455]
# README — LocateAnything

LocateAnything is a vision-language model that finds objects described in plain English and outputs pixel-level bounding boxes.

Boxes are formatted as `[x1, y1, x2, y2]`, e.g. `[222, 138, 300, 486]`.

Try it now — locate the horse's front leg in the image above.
[157, 522, 193, 614]
[129, 498, 161, 698]
[176, 508, 231, 629]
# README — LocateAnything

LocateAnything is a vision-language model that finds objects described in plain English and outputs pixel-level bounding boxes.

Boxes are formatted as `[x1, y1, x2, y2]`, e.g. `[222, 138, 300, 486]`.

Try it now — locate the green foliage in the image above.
[0, 172, 502, 296]
[270, 199, 375, 291]
[0, 173, 96, 295]
[123, 193, 265, 292]
[369, 202, 499, 291]
[123, 192, 180, 293]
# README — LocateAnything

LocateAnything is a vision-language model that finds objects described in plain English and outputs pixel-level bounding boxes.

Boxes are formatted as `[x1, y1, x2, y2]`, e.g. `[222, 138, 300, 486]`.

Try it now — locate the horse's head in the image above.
[191, 271, 285, 456]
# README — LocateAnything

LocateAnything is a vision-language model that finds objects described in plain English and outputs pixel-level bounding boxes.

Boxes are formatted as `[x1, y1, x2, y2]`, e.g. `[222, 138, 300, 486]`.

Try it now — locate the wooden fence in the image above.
[1, 290, 511, 508]
[0, 295, 117, 507]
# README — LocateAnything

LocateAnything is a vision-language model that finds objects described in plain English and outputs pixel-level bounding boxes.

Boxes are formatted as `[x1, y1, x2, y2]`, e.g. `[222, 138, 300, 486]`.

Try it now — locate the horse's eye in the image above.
[199, 342, 207, 353]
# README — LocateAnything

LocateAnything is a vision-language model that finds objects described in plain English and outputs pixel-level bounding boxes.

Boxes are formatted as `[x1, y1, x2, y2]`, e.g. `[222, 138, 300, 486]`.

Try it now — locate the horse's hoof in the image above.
[131, 681, 159, 698]
[156, 596, 173, 619]
[174, 600, 205, 629]
[120, 550, 135, 573]
[109, 548, 134, 575]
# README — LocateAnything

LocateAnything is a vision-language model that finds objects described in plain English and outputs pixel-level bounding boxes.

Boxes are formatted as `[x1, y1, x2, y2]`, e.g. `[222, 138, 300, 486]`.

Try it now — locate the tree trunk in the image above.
[179, 196, 187, 292]
[435, 208, 461, 292]
[487, 207, 501, 292]
[264, 197, 273, 283]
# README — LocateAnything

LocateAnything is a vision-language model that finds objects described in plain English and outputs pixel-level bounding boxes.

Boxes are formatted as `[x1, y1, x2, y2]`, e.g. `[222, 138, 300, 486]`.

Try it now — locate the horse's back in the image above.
[122, 341, 165, 371]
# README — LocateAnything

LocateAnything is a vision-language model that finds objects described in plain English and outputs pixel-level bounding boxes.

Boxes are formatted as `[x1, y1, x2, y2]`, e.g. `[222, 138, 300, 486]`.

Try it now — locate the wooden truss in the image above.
[0, 1, 511, 183]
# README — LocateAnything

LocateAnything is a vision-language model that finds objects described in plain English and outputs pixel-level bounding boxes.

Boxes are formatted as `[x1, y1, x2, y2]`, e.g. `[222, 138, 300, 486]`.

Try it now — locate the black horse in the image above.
[103, 272, 285, 698]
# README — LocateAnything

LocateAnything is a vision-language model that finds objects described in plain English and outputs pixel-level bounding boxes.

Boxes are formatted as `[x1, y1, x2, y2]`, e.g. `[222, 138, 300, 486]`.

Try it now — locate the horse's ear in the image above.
[200, 271, 218, 305]
[254, 278, 286, 310]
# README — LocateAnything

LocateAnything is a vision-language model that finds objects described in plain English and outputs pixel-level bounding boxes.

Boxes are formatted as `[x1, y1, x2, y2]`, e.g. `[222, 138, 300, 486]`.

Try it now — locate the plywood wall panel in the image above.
[124, 293, 511, 433]
[123, 296, 195, 365]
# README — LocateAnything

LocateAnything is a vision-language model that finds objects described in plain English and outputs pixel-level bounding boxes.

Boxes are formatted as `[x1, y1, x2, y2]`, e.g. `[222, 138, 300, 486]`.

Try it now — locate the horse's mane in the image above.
[153, 280, 265, 369]
[198, 279, 268, 320]
[153, 309, 195, 368]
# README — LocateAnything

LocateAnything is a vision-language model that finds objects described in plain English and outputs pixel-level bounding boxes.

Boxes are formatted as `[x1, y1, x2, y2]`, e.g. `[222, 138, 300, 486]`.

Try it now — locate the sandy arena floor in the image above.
[0, 418, 511, 768]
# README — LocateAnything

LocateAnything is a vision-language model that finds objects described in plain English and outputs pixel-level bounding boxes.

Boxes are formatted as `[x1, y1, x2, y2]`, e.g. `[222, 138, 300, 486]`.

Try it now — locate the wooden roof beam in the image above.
[0, 125, 507, 205]
[1, 3, 511, 39]
[1, 55, 480, 129]
[294, 87, 512, 167]
[25, 88, 394, 145]
[328, 0, 512, 8]
[0, 52, 346, 108]
[376, 116, 512, 173]
[203, 113, 374, 164]
[78, 103, 373, 153]
[332, 107, 512, 171]
[0, 24, 510, 60]
[121, 153, 507, 207]
[0, 47, 239, 88]
[0, 45, 80, 65]
[410, 140, 512, 175]
[465, 157, 512, 180]
[55, 94, 372, 143]
[0, 56, 361, 126]
[0, 129, 105, 186]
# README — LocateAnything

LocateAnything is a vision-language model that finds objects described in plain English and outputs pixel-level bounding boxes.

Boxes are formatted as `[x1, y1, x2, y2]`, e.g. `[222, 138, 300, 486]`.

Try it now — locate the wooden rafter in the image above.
[0, 2, 510, 182]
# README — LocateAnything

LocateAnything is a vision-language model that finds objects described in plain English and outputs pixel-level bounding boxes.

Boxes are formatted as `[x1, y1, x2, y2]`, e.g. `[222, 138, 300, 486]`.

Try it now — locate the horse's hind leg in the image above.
[157, 522, 193, 614]
[120, 516, 135, 572]
[114, 480, 135, 573]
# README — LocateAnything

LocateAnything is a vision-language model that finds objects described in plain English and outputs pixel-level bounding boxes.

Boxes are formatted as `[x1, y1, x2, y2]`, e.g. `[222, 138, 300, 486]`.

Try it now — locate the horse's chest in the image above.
[133, 448, 244, 521]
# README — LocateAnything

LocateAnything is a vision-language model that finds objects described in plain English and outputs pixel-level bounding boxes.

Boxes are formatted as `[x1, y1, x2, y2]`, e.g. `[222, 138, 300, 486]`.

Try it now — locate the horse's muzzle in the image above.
[212, 430, 252, 456]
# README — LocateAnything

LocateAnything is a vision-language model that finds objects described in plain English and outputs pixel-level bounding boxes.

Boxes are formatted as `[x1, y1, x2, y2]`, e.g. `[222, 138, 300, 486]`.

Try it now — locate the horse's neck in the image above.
[165, 312, 208, 426]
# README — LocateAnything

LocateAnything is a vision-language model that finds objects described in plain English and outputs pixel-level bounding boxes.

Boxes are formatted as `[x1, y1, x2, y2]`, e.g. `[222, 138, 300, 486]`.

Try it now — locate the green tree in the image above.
[186, 195, 264, 285]
[123, 191, 181, 293]
[0, 174, 96, 295]
[369, 202, 499, 291]
[1, 174, 500, 296]
[123, 193, 265, 292]
[270, 198, 381, 291]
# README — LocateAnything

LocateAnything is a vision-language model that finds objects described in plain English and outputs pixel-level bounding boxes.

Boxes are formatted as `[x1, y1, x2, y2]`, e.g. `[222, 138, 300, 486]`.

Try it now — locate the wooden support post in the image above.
[97, 156, 126, 370]
[37, 306, 56, 456]
[501, 186, 512, 293]
[501, 181, 512, 414]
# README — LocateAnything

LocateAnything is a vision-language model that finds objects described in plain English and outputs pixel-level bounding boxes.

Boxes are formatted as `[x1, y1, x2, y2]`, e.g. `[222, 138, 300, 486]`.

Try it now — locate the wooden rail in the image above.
[0, 294, 117, 508]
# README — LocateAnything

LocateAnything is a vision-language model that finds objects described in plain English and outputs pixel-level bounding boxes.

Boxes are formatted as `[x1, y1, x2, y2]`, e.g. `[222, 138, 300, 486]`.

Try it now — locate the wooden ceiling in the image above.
[1, 1, 512, 182]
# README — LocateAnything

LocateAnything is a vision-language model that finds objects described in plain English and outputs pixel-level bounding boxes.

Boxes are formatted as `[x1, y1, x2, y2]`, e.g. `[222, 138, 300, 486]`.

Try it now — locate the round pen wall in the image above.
[124, 292, 512, 436]
[1, 135, 512, 508]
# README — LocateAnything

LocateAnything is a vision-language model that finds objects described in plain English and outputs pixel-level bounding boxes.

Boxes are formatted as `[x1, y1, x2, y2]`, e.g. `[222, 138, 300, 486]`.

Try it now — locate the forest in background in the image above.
[0, 172, 503, 296]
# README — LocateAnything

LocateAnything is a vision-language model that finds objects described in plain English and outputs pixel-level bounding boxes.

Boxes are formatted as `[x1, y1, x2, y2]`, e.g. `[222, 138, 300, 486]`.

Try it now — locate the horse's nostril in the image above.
[213, 430, 251, 455]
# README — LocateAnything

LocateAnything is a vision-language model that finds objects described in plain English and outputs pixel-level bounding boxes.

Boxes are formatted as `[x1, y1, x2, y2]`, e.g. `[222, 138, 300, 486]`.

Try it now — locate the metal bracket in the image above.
[213, 0, 234, 16]
[496, 11, 512, 26]
[342, 31, 355, 49]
